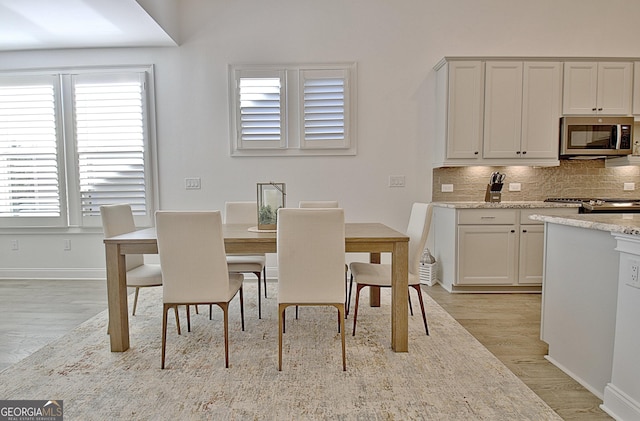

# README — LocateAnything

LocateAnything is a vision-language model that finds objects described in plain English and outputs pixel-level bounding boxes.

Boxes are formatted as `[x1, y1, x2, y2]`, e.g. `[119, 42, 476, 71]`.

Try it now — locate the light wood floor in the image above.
[424, 284, 612, 420]
[0, 279, 612, 420]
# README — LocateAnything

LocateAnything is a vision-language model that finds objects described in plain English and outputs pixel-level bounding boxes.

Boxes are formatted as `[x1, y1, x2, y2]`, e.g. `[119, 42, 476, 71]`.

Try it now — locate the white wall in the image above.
[3, 0, 640, 278]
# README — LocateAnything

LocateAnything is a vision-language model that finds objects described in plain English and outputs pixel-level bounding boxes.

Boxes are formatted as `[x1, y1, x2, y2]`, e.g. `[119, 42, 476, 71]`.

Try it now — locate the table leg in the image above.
[391, 240, 409, 352]
[106, 243, 130, 352]
[369, 252, 381, 307]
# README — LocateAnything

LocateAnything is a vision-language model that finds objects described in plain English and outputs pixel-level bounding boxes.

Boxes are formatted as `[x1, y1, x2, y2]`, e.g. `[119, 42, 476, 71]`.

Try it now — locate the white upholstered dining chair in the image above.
[298, 200, 350, 317]
[224, 201, 267, 319]
[100, 204, 163, 317]
[348, 202, 432, 336]
[156, 211, 245, 369]
[277, 208, 346, 371]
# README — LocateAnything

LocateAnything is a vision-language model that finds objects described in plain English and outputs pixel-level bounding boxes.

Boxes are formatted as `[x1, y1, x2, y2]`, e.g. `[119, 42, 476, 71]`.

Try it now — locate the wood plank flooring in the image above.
[0, 279, 613, 420]
[424, 284, 612, 420]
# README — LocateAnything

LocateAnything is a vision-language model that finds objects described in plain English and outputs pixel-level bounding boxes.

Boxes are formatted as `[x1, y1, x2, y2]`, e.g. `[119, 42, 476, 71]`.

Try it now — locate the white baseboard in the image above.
[601, 383, 640, 421]
[0, 268, 106, 280]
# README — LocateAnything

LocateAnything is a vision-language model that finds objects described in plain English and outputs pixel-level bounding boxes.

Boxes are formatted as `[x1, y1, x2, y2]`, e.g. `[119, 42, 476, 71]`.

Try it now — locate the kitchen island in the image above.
[530, 213, 640, 421]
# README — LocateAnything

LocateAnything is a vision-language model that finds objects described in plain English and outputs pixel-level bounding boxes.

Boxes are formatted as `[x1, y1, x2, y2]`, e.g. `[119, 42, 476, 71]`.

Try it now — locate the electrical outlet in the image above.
[624, 182, 635, 191]
[185, 177, 201, 190]
[64, 239, 71, 251]
[628, 259, 640, 288]
[508, 183, 521, 192]
[441, 184, 454, 192]
[388, 175, 405, 187]
[10, 239, 18, 251]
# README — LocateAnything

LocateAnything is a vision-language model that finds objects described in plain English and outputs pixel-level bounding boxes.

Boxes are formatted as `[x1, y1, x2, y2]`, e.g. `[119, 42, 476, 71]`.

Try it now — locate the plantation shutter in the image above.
[73, 72, 148, 218]
[236, 70, 286, 149]
[0, 75, 63, 222]
[300, 69, 349, 149]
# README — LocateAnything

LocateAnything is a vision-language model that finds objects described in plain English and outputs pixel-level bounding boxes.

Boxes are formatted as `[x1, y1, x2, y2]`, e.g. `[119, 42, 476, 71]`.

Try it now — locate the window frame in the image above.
[229, 63, 357, 157]
[0, 65, 158, 229]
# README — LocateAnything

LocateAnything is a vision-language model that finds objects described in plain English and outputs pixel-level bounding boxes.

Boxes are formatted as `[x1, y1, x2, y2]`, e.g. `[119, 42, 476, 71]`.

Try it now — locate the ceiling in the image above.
[0, 0, 177, 52]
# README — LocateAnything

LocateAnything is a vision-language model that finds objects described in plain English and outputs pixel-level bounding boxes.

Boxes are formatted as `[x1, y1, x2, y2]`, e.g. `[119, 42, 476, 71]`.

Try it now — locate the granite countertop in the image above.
[529, 213, 640, 236]
[432, 201, 582, 209]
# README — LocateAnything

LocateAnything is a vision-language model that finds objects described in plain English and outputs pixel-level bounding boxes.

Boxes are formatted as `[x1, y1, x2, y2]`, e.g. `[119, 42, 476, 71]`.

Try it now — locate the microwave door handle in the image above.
[611, 125, 620, 149]
[616, 124, 622, 149]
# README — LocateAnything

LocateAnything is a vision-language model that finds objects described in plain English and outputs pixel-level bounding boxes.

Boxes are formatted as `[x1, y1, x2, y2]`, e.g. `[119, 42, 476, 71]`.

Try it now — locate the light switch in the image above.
[624, 182, 635, 191]
[441, 184, 454, 192]
[389, 175, 405, 187]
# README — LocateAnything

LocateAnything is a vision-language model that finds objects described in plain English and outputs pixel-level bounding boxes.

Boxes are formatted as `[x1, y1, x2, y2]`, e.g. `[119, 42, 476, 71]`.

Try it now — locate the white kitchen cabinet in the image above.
[432, 205, 579, 292]
[483, 61, 523, 159]
[518, 223, 544, 284]
[634, 61, 640, 115]
[434, 60, 484, 163]
[457, 224, 518, 285]
[563, 62, 632, 115]
[484, 61, 561, 160]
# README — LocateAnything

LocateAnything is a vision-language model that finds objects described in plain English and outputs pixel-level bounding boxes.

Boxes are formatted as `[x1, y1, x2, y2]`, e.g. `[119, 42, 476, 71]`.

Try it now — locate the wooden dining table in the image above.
[104, 222, 410, 353]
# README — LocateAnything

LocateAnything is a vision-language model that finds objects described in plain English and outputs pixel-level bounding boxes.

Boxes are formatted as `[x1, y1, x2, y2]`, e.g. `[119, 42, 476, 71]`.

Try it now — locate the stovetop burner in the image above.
[545, 197, 640, 213]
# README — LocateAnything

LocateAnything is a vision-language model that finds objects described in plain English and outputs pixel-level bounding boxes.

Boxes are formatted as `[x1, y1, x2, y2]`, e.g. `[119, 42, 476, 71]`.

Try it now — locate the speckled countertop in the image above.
[529, 213, 640, 236]
[432, 201, 581, 209]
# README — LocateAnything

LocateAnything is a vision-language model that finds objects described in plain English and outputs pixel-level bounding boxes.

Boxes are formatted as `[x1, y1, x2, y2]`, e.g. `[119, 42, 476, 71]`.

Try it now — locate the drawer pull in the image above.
[480, 216, 496, 219]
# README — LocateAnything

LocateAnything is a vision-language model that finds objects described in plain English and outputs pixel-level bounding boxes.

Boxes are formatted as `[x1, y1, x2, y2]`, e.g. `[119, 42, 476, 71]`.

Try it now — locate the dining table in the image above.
[103, 222, 410, 353]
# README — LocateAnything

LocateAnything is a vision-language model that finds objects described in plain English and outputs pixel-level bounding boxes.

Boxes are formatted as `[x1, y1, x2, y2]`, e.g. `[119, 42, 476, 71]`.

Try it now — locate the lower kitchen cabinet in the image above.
[431, 205, 578, 292]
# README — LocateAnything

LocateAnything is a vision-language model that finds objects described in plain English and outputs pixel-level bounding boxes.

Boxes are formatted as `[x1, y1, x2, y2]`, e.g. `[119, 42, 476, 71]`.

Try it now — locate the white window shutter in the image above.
[0, 76, 62, 219]
[73, 73, 147, 218]
[301, 69, 349, 149]
[235, 70, 286, 150]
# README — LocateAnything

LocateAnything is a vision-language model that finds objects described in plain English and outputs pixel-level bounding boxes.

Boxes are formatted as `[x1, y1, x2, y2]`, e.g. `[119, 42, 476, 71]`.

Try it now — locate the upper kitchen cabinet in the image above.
[483, 61, 561, 160]
[563, 62, 632, 115]
[434, 60, 484, 163]
[634, 62, 640, 115]
[434, 58, 561, 167]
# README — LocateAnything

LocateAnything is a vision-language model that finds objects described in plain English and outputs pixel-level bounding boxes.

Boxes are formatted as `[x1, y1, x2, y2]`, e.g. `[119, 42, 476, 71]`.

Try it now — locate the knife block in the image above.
[484, 184, 502, 203]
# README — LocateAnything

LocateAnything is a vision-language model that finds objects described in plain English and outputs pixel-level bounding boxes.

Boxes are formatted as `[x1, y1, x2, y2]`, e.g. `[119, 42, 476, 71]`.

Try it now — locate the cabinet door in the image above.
[518, 224, 544, 285]
[634, 62, 640, 115]
[447, 61, 484, 159]
[457, 225, 517, 285]
[483, 62, 523, 158]
[597, 62, 632, 115]
[563, 62, 598, 114]
[521, 62, 562, 159]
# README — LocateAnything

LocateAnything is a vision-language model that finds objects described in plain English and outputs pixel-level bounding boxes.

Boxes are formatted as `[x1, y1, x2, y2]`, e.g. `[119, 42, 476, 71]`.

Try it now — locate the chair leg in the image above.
[174, 306, 181, 335]
[263, 267, 267, 298]
[352, 284, 365, 336]
[221, 303, 229, 368]
[278, 303, 286, 371]
[347, 274, 354, 317]
[411, 285, 429, 335]
[255, 271, 262, 319]
[239, 286, 245, 331]
[132, 287, 140, 316]
[186, 305, 191, 332]
[338, 304, 346, 371]
[344, 266, 349, 318]
[209, 305, 212, 320]
[408, 291, 414, 316]
[161, 304, 170, 369]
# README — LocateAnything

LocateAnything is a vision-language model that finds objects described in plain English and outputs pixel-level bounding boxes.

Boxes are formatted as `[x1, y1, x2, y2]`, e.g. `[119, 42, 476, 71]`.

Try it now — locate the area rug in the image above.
[0, 283, 560, 420]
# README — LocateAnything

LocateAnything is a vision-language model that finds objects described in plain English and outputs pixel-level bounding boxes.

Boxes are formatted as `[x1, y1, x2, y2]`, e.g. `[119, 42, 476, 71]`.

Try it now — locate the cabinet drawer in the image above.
[520, 207, 579, 225]
[457, 209, 517, 225]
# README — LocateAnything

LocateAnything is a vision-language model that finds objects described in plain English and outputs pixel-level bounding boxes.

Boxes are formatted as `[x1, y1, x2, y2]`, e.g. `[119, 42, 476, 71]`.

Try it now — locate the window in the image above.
[0, 67, 156, 228]
[229, 63, 357, 156]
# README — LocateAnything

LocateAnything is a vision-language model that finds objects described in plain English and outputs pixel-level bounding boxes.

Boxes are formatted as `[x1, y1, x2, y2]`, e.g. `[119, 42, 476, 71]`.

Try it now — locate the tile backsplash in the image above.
[432, 159, 640, 202]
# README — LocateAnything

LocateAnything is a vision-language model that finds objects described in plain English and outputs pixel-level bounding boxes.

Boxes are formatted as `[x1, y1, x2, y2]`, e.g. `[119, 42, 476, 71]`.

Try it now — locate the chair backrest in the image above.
[155, 211, 231, 303]
[224, 201, 257, 224]
[298, 201, 339, 208]
[277, 208, 345, 304]
[100, 204, 143, 270]
[406, 203, 433, 276]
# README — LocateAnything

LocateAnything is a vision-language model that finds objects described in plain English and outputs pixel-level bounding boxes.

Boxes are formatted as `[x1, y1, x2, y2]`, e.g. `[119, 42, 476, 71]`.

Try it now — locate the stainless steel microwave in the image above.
[560, 116, 634, 157]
